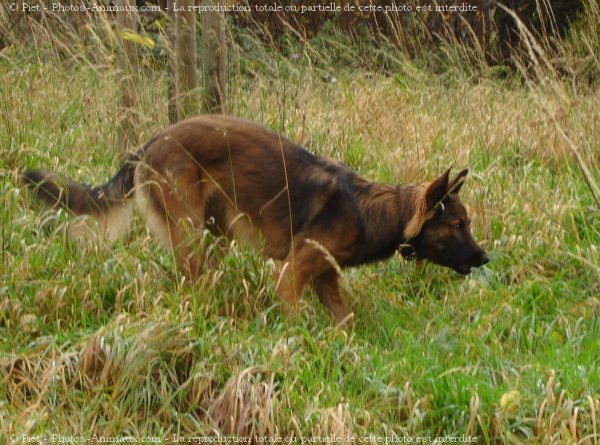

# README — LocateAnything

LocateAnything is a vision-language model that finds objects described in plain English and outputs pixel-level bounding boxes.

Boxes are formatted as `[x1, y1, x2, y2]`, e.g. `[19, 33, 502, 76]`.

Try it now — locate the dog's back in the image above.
[133, 115, 354, 263]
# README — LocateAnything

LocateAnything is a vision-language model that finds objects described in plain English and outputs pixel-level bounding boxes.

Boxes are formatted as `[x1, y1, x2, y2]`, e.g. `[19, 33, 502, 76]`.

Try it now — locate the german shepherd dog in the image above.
[23, 115, 489, 323]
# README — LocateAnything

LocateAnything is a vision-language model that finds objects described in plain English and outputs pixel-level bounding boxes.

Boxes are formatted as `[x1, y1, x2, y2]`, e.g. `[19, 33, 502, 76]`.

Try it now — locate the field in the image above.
[1, 6, 599, 443]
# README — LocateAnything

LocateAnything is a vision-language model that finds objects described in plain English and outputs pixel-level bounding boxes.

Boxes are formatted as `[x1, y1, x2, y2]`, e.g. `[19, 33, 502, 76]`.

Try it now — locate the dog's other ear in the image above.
[425, 169, 450, 210]
[449, 168, 469, 195]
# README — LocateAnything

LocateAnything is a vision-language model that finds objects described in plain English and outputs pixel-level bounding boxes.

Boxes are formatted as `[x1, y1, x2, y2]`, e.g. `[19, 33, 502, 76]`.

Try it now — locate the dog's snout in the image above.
[469, 250, 489, 267]
[480, 253, 490, 265]
[477, 251, 489, 267]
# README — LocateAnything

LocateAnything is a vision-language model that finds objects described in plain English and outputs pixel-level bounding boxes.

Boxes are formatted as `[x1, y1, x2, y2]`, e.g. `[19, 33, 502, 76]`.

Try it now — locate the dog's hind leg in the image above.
[135, 165, 211, 280]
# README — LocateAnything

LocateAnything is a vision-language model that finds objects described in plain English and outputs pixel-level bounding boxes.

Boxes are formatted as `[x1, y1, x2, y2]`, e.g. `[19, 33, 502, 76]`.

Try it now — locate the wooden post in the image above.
[175, 0, 199, 119]
[116, 0, 139, 154]
[161, 0, 178, 123]
[202, 0, 226, 113]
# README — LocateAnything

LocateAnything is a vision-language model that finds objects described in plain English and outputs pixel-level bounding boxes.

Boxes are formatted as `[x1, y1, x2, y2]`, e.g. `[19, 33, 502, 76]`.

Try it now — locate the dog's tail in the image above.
[22, 149, 142, 242]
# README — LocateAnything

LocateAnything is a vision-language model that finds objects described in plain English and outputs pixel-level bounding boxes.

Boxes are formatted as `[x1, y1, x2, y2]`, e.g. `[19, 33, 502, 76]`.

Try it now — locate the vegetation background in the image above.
[1, 0, 599, 442]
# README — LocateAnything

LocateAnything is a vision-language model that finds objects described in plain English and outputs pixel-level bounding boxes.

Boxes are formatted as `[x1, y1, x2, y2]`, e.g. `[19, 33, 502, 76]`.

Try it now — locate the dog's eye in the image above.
[453, 222, 464, 229]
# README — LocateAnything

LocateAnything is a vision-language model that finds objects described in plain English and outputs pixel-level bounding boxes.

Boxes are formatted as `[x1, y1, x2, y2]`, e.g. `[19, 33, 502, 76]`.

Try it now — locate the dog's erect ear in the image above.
[449, 168, 469, 195]
[404, 169, 451, 239]
[425, 169, 450, 210]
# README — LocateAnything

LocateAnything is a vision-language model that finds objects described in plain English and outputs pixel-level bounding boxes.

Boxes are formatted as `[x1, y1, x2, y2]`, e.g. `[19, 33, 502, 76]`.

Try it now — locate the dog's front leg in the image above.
[275, 238, 332, 316]
[312, 269, 353, 325]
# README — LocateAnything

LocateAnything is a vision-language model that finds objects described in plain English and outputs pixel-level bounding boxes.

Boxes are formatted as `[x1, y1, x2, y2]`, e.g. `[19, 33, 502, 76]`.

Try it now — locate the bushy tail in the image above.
[22, 150, 141, 241]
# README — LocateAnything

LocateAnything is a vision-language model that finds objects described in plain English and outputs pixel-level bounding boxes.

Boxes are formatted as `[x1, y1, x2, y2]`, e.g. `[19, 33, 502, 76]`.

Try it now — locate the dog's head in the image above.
[402, 169, 489, 275]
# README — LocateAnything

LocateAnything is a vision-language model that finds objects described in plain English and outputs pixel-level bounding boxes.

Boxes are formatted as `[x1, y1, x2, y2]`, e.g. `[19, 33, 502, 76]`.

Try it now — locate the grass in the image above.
[1, 4, 600, 443]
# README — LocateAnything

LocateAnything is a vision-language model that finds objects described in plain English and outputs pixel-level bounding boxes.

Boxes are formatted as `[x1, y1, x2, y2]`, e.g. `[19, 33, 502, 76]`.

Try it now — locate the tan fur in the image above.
[66, 202, 132, 245]
[403, 187, 428, 240]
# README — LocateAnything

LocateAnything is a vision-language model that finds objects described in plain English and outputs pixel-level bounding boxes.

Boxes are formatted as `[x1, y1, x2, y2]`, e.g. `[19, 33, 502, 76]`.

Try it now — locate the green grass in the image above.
[1, 14, 600, 443]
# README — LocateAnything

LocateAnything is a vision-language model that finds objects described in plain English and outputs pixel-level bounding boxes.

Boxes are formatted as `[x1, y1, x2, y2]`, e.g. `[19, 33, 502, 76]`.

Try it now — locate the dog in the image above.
[23, 114, 489, 322]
